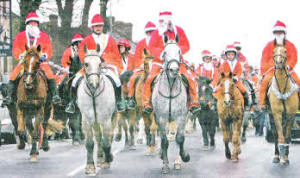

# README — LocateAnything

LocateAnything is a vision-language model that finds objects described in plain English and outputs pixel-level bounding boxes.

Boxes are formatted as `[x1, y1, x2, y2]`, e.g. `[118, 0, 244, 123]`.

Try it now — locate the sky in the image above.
[12, 0, 300, 72]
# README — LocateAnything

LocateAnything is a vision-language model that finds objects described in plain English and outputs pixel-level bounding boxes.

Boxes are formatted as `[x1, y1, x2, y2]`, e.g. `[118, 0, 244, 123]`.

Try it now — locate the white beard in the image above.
[158, 22, 168, 35]
[26, 25, 40, 38]
[274, 34, 285, 45]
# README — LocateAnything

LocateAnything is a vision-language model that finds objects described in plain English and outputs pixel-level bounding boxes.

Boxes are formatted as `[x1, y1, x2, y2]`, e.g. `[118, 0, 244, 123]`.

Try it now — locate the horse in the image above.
[197, 76, 218, 151]
[16, 45, 53, 161]
[128, 49, 157, 154]
[151, 37, 190, 173]
[267, 46, 298, 165]
[76, 44, 116, 175]
[217, 72, 244, 162]
[52, 53, 84, 145]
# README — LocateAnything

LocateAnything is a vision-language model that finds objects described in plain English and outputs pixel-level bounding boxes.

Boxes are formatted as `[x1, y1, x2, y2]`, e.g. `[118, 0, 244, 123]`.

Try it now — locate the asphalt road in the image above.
[1, 126, 300, 178]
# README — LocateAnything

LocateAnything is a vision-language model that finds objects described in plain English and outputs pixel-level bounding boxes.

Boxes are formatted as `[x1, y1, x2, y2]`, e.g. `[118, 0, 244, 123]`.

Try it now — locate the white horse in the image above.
[77, 45, 116, 175]
[152, 36, 190, 173]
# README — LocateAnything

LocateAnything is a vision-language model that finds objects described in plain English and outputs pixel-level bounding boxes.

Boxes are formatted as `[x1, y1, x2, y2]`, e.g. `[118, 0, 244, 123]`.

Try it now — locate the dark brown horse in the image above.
[16, 45, 51, 162]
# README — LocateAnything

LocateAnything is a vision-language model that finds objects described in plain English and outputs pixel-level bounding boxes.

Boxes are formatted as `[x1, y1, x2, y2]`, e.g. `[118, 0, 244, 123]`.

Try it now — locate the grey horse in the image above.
[152, 37, 190, 173]
[77, 45, 116, 175]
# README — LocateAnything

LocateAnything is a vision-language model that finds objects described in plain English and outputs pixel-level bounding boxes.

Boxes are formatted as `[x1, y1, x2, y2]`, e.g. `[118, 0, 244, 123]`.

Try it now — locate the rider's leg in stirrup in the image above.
[258, 73, 273, 110]
[105, 69, 125, 112]
[127, 72, 140, 109]
[181, 73, 200, 115]
[236, 80, 249, 107]
[65, 72, 83, 113]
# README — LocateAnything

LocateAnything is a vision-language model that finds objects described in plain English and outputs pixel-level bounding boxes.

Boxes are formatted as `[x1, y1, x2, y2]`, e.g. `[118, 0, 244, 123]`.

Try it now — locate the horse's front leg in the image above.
[269, 114, 280, 163]
[16, 108, 26, 150]
[220, 118, 231, 159]
[156, 116, 169, 174]
[42, 104, 50, 151]
[82, 119, 96, 175]
[232, 117, 243, 162]
[128, 110, 137, 148]
[273, 113, 286, 163]
[198, 114, 209, 151]
[282, 115, 294, 165]
[30, 108, 44, 162]
[101, 119, 114, 169]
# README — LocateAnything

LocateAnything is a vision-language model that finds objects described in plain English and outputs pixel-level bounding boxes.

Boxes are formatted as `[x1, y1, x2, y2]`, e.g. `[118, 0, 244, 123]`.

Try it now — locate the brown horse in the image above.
[217, 72, 244, 162]
[16, 45, 50, 162]
[268, 46, 298, 165]
[129, 49, 157, 154]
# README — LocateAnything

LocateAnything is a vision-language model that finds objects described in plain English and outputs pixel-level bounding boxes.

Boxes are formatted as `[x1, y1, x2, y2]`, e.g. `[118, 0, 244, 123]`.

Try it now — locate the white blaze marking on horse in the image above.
[202, 85, 206, 92]
[275, 47, 282, 63]
[26, 57, 35, 83]
[224, 79, 230, 102]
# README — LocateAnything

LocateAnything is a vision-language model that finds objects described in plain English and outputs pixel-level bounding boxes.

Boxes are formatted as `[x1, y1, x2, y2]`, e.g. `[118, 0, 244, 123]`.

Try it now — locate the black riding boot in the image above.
[106, 75, 125, 112]
[48, 79, 62, 104]
[65, 86, 76, 114]
[127, 97, 136, 109]
[242, 92, 249, 107]
[2, 80, 15, 106]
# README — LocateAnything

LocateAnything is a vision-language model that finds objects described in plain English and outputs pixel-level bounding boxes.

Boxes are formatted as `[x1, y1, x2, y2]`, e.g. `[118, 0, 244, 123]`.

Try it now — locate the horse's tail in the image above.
[46, 119, 65, 135]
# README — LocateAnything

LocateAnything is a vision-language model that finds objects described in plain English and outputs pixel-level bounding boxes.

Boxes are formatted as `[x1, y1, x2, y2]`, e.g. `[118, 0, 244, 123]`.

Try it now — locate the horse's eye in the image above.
[84, 63, 88, 67]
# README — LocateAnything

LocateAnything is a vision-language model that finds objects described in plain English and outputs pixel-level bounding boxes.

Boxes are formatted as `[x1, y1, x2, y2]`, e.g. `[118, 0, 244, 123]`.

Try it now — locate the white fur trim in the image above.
[25, 17, 40, 24]
[72, 38, 83, 43]
[225, 48, 237, 53]
[145, 27, 156, 32]
[273, 26, 287, 33]
[89, 22, 104, 28]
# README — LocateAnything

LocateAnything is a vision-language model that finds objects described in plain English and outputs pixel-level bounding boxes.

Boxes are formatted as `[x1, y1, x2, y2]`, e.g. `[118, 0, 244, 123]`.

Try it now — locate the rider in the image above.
[211, 44, 249, 106]
[212, 54, 220, 69]
[127, 21, 156, 109]
[142, 11, 200, 114]
[259, 20, 300, 110]
[196, 50, 218, 80]
[117, 38, 135, 74]
[233, 41, 250, 80]
[2, 11, 61, 106]
[65, 14, 125, 113]
[61, 33, 83, 74]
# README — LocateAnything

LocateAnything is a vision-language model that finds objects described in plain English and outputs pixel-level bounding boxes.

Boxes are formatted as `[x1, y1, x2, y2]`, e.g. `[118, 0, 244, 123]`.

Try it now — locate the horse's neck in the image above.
[274, 68, 289, 92]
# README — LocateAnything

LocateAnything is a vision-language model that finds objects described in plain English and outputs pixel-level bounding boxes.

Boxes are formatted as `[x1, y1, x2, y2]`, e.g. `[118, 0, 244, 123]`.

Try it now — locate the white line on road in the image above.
[66, 147, 122, 177]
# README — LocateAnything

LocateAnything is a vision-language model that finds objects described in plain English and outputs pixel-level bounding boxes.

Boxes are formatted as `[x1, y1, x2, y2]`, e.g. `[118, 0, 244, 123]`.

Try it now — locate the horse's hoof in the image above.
[231, 157, 239, 162]
[272, 157, 280, 164]
[225, 152, 231, 160]
[100, 162, 111, 169]
[202, 145, 209, 151]
[241, 136, 246, 143]
[180, 152, 190, 162]
[210, 145, 216, 150]
[162, 164, 170, 174]
[238, 148, 242, 155]
[17, 143, 25, 150]
[30, 154, 38, 162]
[137, 138, 143, 144]
[72, 141, 80, 146]
[85, 164, 96, 175]
[283, 160, 290, 166]
[174, 163, 181, 170]
[150, 146, 157, 153]
[97, 157, 105, 168]
[115, 134, 122, 142]
[42, 145, 50, 152]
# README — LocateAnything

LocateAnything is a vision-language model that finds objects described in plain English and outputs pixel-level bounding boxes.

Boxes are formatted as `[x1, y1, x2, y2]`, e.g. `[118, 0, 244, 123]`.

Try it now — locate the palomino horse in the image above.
[197, 76, 218, 151]
[217, 72, 244, 162]
[16, 45, 52, 161]
[52, 54, 84, 145]
[77, 45, 116, 175]
[152, 37, 190, 173]
[268, 46, 298, 165]
[129, 49, 157, 154]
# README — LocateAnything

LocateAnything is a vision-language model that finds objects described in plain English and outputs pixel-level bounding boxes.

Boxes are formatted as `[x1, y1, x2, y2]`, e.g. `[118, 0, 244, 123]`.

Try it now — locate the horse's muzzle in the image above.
[25, 82, 34, 89]
[224, 100, 231, 107]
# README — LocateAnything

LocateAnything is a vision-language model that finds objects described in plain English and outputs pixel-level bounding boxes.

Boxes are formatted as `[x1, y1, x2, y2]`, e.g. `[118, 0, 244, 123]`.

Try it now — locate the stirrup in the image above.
[52, 95, 62, 104]
[65, 102, 75, 114]
[116, 101, 125, 112]
[143, 106, 153, 115]
[127, 99, 136, 109]
[190, 106, 200, 115]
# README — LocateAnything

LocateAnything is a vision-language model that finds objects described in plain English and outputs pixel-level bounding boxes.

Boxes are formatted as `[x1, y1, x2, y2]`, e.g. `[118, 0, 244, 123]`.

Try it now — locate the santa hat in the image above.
[201, 50, 212, 59]
[144, 21, 156, 32]
[159, 11, 172, 22]
[212, 55, 218, 60]
[224, 44, 237, 54]
[25, 12, 40, 24]
[72, 33, 83, 43]
[89, 14, 104, 27]
[233, 41, 241, 49]
[273, 20, 286, 33]
[118, 38, 131, 49]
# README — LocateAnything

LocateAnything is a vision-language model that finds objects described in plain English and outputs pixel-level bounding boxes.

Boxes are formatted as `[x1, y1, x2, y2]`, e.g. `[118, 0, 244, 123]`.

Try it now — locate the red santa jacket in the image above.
[78, 34, 123, 75]
[196, 63, 218, 80]
[261, 40, 297, 75]
[61, 46, 77, 69]
[121, 53, 136, 73]
[13, 31, 53, 61]
[132, 38, 151, 70]
[149, 26, 190, 64]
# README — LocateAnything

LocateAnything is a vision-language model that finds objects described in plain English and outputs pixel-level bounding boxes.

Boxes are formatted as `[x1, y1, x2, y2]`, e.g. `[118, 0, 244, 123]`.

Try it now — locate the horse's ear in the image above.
[164, 34, 168, 44]
[37, 44, 41, 53]
[96, 44, 101, 53]
[175, 34, 179, 43]
[25, 44, 29, 51]
[229, 72, 232, 78]
[84, 44, 88, 53]
[143, 48, 148, 56]
[221, 72, 225, 78]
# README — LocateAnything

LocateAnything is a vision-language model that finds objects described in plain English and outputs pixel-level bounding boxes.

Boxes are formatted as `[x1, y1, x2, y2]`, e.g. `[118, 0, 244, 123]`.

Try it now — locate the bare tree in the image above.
[19, 0, 42, 31]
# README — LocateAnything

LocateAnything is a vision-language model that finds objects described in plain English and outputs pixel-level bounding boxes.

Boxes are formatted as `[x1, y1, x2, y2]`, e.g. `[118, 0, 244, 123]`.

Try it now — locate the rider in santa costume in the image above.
[196, 50, 219, 80]
[259, 20, 300, 110]
[117, 38, 135, 74]
[3, 11, 61, 106]
[127, 21, 156, 109]
[211, 44, 249, 106]
[65, 14, 125, 113]
[142, 11, 200, 115]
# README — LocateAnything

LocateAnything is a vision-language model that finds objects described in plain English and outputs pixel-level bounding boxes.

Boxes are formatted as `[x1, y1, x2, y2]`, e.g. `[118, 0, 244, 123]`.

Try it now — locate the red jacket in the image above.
[196, 63, 218, 80]
[13, 31, 53, 61]
[132, 38, 151, 70]
[149, 26, 190, 64]
[121, 53, 136, 72]
[61, 46, 75, 69]
[261, 40, 297, 75]
[78, 34, 123, 75]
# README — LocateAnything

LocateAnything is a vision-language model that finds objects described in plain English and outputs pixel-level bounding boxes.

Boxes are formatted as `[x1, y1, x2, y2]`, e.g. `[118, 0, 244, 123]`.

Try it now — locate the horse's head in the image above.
[273, 46, 287, 69]
[22, 44, 42, 89]
[219, 72, 235, 107]
[198, 76, 213, 107]
[162, 36, 181, 79]
[83, 44, 102, 92]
